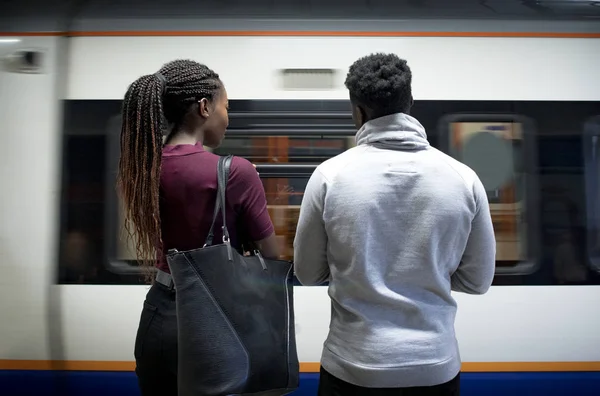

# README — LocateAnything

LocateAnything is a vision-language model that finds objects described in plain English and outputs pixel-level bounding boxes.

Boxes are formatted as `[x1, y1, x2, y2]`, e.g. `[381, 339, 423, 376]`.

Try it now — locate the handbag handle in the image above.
[204, 155, 234, 248]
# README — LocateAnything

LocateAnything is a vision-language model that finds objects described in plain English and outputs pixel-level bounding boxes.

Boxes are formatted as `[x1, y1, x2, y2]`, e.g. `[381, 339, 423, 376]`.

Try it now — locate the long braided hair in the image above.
[117, 60, 222, 280]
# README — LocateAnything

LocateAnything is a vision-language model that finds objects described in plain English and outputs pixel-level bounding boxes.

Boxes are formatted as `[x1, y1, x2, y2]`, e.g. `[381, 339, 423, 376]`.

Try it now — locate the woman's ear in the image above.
[198, 98, 210, 119]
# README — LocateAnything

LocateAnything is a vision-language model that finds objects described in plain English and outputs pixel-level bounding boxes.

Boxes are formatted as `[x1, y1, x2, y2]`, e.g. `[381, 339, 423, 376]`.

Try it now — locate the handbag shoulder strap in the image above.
[204, 155, 234, 247]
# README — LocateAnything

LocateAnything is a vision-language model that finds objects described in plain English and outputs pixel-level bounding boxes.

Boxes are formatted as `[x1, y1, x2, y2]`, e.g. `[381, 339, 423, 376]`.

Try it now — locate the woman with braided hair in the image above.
[118, 59, 280, 395]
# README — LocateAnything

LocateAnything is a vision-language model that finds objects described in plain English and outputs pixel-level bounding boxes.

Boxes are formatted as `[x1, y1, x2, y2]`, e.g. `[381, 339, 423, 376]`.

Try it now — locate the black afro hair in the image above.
[344, 53, 412, 117]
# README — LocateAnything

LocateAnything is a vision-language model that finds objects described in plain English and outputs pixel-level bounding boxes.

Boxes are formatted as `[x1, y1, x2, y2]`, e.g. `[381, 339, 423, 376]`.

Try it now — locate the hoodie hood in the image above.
[355, 112, 429, 151]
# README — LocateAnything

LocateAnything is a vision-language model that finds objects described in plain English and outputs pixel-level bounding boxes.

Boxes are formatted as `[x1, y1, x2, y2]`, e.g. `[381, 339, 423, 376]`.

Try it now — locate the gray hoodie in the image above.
[293, 112, 496, 388]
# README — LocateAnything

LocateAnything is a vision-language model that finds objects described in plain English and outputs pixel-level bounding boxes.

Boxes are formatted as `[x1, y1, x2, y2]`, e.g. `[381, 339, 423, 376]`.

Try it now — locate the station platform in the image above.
[1, 371, 600, 395]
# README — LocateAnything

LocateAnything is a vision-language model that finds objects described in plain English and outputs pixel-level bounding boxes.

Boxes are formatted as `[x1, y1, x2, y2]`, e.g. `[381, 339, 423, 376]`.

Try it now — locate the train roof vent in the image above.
[280, 68, 338, 90]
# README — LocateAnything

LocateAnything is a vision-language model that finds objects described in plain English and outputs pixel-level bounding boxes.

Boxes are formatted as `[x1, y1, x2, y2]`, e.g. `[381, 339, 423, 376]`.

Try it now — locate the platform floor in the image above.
[1, 371, 600, 395]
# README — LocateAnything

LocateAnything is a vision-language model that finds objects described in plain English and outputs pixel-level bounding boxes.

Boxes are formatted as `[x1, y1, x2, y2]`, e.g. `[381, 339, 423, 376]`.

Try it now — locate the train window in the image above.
[438, 114, 539, 275]
[58, 135, 108, 283]
[584, 116, 600, 273]
[214, 136, 355, 164]
[212, 108, 356, 164]
[263, 176, 310, 261]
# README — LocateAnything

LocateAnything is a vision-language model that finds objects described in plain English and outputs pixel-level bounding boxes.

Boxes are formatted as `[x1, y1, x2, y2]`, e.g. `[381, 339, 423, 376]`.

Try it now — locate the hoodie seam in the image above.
[433, 149, 474, 189]
[433, 149, 480, 215]
[318, 145, 369, 185]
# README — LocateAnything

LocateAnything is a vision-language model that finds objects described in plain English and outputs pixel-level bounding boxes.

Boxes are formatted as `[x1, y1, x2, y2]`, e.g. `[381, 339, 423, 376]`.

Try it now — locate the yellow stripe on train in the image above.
[0, 360, 600, 372]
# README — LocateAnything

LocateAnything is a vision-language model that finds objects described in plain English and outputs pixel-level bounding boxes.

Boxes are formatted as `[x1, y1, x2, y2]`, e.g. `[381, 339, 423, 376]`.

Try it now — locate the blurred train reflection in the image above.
[56, 99, 600, 286]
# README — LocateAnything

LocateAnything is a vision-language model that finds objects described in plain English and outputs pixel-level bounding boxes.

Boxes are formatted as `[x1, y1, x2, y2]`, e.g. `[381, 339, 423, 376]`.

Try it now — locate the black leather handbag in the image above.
[166, 155, 299, 396]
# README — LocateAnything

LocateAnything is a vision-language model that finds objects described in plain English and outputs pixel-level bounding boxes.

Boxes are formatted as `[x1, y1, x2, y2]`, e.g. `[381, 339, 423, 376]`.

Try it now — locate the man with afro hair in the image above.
[294, 53, 496, 395]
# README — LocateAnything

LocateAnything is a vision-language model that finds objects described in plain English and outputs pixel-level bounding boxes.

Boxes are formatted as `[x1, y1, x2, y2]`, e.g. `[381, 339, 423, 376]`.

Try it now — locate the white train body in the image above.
[1, 22, 599, 394]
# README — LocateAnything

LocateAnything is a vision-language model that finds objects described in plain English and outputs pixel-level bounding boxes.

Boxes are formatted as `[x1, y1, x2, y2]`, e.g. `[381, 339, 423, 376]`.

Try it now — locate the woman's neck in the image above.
[164, 128, 204, 146]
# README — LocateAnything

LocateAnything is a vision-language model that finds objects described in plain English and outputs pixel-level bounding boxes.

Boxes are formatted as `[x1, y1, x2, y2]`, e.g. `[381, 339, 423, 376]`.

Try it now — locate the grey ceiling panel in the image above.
[534, 0, 600, 17]
[1, 0, 599, 32]
[478, 0, 541, 16]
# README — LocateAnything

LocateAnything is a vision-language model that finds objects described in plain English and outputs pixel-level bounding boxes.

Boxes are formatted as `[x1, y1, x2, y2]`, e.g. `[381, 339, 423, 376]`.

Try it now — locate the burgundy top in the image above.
[156, 142, 274, 273]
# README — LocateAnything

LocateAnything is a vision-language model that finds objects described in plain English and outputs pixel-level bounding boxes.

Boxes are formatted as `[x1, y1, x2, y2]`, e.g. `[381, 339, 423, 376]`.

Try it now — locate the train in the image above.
[1, 26, 600, 396]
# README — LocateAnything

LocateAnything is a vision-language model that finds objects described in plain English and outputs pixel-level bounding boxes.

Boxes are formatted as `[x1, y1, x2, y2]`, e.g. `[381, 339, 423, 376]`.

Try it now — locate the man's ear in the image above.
[351, 104, 361, 129]
[356, 105, 368, 128]
[198, 98, 210, 118]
